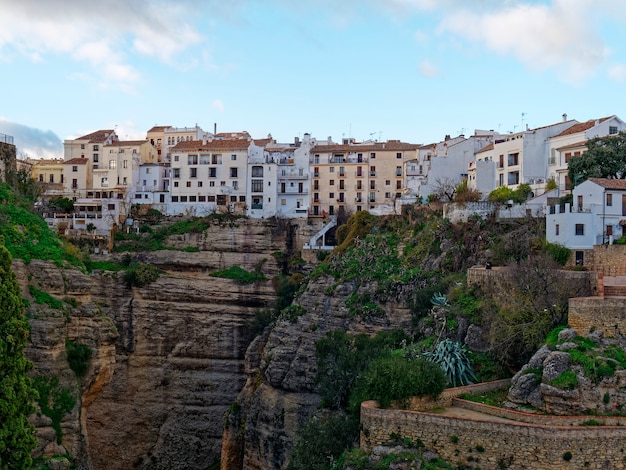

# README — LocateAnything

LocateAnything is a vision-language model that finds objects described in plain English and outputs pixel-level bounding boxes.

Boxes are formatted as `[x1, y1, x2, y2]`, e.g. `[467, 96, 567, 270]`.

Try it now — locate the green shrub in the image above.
[209, 265, 266, 284]
[579, 419, 600, 426]
[563, 451, 573, 461]
[286, 413, 357, 470]
[65, 339, 92, 377]
[544, 242, 570, 266]
[32, 376, 76, 443]
[123, 262, 160, 287]
[350, 353, 446, 411]
[29, 285, 63, 309]
[548, 370, 578, 390]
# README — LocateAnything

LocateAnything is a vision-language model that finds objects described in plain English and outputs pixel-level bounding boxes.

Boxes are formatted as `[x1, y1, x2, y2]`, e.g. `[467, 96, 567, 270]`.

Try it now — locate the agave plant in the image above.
[422, 339, 477, 387]
[430, 292, 449, 307]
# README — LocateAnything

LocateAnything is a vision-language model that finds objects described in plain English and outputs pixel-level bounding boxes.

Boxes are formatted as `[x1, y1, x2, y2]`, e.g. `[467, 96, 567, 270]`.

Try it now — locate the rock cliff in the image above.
[19, 219, 288, 469]
[221, 277, 414, 469]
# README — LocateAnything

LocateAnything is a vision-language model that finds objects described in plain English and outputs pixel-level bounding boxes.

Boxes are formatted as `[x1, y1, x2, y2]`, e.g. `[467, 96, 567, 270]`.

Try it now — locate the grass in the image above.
[459, 388, 508, 407]
[209, 265, 266, 284]
[548, 370, 578, 390]
[29, 285, 63, 309]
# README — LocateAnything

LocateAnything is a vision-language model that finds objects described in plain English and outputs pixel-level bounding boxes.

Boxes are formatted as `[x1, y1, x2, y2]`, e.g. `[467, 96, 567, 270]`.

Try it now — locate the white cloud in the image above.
[418, 60, 438, 78]
[0, 118, 63, 159]
[608, 64, 626, 82]
[437, 0, 609, 82]
[212, 100, 225, 112]
[0, 0, 205, 91]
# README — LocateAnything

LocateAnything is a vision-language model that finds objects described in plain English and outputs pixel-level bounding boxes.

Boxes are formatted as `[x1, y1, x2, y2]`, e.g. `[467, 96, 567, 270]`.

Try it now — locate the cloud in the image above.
[212, 100, 225, 112]
[0, 119, 63, 159]
[608, 64, 626, 82]
[418, 60, 438, 78]
[0, 0, 206, 91]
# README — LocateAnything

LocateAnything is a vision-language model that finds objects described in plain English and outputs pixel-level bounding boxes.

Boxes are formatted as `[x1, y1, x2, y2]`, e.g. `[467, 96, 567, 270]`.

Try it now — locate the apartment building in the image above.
[28, 158, 65, 196]
[548, 115, 626, 192]
[470, 119, 577, 196]
[168, 137, 255, 216]
[310, 139, 419, 217]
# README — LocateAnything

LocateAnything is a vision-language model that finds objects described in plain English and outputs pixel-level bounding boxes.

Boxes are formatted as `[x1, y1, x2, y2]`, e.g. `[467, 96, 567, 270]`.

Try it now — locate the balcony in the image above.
[251, 203, 263, 210]
[370, 171, 376, 176]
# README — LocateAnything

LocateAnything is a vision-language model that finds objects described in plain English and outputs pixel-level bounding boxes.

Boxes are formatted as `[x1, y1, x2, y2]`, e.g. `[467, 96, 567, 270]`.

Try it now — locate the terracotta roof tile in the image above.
[64, 158, 88, 165]
[311, 141, 420, 153]
[588, 178, 626, 190]
[171, 139, 251, 151]
[476, 143, 494, 154]
[76, 130, 116, 143]
[147, 126, 171, 133]
[554, 117, 611, 137]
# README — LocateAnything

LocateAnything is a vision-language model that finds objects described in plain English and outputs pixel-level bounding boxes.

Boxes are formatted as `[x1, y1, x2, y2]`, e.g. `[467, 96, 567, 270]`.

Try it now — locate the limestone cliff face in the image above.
[221, 277, 414, 470]
[18, 219, 287, 469]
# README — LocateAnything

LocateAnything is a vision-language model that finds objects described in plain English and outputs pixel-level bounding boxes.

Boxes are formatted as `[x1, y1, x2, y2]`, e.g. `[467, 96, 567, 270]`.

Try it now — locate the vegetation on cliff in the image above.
[0, 242, 37, 469]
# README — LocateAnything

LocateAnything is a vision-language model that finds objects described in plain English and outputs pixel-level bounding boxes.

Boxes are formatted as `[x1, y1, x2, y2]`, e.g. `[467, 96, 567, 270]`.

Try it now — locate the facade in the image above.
[310, 139, 419, 217]
[28, 158, 65, 196]
[546, 178, 626, 253]
[547, 116, 626, 192]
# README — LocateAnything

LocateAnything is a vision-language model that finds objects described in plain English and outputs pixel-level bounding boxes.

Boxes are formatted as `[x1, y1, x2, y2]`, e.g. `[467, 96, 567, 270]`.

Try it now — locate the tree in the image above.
[0, 241, 37, 468]
[431, 177, 459, 202]
[568, 132, 626, 187]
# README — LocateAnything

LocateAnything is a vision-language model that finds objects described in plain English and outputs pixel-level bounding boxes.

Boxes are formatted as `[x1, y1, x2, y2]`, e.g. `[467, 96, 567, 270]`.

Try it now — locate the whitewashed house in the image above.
[546, 179, 626, 259]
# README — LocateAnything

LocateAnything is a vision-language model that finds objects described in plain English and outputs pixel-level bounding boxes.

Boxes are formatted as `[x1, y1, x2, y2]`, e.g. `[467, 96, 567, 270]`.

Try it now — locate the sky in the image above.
[0, 0, 625, 159]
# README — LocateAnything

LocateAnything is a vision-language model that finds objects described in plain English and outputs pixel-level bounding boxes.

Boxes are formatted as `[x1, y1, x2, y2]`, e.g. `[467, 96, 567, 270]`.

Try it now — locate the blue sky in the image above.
[0, 0, 625, 158]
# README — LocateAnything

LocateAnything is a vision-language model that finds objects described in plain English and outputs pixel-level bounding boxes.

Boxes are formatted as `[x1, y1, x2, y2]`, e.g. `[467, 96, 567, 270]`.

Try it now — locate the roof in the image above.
[171, 139, 251, 151]
[476, 143, 494, 154]
[311, 141, 420, 153]
[64, 158, 88, 165]
[554, 117, 611, 137]
[587, 178, 626, 190]
[146, 125, 171, 133]
[75, 130, 115, 143]
[215, 131, 251, 139]
[107, 140, 146, 147]
[556, 140, 588, 151]
[252, 138, 274, 146]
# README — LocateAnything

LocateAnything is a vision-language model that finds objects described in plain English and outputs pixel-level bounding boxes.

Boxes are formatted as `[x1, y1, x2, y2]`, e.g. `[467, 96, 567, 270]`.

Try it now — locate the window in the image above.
[239, 196, 246, 202]
[396, 152, 402, 159]
[330, 167, 335, 173]
[607, 193, 613, 206]
[370, 166, 376, 176]
[172, 196, 179, 202]
[101, 177, 108, 187]
[575, 224, 584, 236]
[329, 179, 334, 186]
[555, 224, 560, 236]
[72, 178, 78, 189]
[251, 179, 263, 192]
[314, 154, 320, 164]
[81, 144, 85, 149]
[233, 181, 238, 190]
[123, 177, 127, 185]
[329, 192, 334, 199]
[209, 181, 215, 187]
[180, 196, 187, 202]
[190, 168, 197, 178]
[314, 166, 319, 177]
[93, 145, 99, 151]
[230, 196, 237, 202]
[188, 155, 198, 165]
[230, 168, 238, 178]
[395, 166, 402, 176]
[174, 155, 179, 162]
[370, 152, 376, 159]
[339, 180, 345, 190]
[186, 181, 191, 187]
[190, 196, 197, 202]
[396, 181, 402, 189]
[108, 203, 115, 210]
[281, 199, 287, 205]
[72, 165, 78, 172]
[174, 181, 179, 187]
[93, 154, 99, 162]
[610, 126, 618, 135]
[369, 191, 376, 202]
[339, 166, 345, 176]
[209, 168, 217, 177]
[198, 181, 203, 187]
[173, 169, 180, 178]
[252, 166, 263, 177]
[607, 225, 613, 237]
[38, 174, 44, 182]
[370, 180, 376, 190]
[124, 160, 128, 169]
[385, 180, 390, 186]
[385, 192, 391, 198]
[231, 154, 237, 161]
[220, 181, 226, 186]
[314, 192, 319, 202]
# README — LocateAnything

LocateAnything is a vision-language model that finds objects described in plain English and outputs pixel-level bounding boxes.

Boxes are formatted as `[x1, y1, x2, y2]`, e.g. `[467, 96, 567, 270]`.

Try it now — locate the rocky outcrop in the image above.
[16, 219, 289, 469]
[222, 277, 414, 469]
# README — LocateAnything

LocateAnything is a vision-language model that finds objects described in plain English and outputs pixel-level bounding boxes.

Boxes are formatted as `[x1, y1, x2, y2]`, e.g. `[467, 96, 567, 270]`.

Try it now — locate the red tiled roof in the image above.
[252, 138, 273, 146]
[75, 130, 115, 143]
[588, 178, 626, 190]
[311, 141, 420, 153]
[64, 158, 88, 165]
[147, 125, 171, 133]
[556, 140, 587, 151]
[476, 143, 494, 154]
[171, 139, 251, 151]
[554, 118, 611, 137]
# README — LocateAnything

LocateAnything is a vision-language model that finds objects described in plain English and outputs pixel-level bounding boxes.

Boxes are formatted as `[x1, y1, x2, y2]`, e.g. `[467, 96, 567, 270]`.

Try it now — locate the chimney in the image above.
[562, 113, 567, 122]
[214, 122, 217, 134]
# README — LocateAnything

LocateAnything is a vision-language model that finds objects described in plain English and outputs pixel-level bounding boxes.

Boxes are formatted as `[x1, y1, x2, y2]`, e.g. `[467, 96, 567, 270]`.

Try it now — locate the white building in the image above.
[546, 178, 626, 257]
[548, 115, 626, 192]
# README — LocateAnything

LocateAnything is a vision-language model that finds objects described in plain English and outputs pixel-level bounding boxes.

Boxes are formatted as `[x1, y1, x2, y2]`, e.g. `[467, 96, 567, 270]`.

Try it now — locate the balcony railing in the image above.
[251, 203, 263, 209]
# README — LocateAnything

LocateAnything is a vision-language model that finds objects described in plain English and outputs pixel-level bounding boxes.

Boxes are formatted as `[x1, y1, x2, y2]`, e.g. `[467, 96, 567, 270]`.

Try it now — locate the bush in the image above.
[32, 376, 76, 443]
[287, 412, 357, 470]
[65, 339, 92, 377]
[29, 285, 63, 309]
[350, 353, 446, 411]
[544, 242, 570, 266]
[123, 262, 160, 287]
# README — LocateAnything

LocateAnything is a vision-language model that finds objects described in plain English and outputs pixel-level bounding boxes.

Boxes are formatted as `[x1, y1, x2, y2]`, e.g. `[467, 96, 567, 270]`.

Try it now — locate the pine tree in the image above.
[0, 241, 37, 469]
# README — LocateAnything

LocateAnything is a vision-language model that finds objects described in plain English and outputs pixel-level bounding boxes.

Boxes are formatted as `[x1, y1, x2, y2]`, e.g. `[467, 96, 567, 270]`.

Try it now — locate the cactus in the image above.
[422, 339, 477, 387]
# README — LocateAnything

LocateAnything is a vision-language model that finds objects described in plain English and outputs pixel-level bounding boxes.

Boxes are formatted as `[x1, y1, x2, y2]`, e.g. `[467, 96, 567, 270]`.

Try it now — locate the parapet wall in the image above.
[568, 296, 626, 336]
[361, 381, 626, 470]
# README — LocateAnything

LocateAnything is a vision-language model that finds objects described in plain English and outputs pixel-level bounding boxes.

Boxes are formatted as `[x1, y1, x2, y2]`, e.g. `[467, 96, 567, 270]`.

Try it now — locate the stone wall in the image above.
[580, 244, 626, 276]
[360, 382, 626, 470]
[568, 297, 626, 336]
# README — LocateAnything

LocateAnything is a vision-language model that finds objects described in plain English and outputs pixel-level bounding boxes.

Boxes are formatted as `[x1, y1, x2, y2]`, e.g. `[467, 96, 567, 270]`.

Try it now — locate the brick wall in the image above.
[582, 244, 626, 276]
[361, 382, 626, 469]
